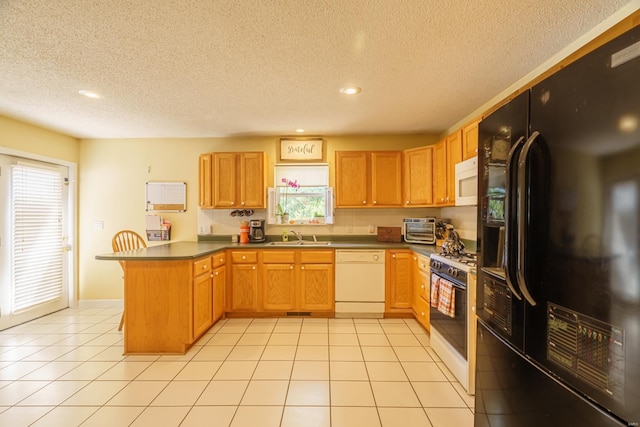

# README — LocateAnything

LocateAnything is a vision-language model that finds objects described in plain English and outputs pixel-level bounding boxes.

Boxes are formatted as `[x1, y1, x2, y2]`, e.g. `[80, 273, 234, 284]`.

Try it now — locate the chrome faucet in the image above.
[290, 230, 303, 242]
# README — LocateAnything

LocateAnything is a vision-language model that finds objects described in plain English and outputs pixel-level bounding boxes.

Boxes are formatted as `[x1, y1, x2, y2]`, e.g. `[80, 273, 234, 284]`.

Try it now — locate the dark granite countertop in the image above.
[95, 236, 451, 261]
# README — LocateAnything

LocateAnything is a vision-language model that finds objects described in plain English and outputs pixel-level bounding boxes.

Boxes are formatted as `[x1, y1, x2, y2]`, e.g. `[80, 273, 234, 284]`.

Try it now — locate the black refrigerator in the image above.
[475, 25, 640, 427]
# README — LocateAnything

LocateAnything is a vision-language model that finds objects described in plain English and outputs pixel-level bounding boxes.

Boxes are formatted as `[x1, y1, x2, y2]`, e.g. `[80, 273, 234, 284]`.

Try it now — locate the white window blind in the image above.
[11, 164, 64, 313]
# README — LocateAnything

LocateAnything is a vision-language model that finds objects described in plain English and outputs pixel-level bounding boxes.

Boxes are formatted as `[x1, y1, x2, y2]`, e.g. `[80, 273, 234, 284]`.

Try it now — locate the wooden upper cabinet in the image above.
[213, 152, 238, 208]
[212, 152, 266, 209]
[404, 146, 433, 206]
[446, 130, 463, 205]
[198, 154, 213, 208]
[335, 151, 369, 207]
[371, 151, 403, 206]
[433, 130, 462, 206]
[239, 152, 266, 208]
[335, 151, 403, 208]
[433, 139, 447, 205]
[462, 119, 479, 160]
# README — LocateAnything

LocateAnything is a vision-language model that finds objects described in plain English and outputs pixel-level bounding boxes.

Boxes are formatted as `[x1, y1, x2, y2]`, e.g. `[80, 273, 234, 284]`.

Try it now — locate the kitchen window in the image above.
[267, 164, 334, 225]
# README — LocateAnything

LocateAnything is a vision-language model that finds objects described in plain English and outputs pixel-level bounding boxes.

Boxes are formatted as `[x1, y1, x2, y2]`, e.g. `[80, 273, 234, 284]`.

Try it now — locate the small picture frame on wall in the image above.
[279, 138, 324, 162]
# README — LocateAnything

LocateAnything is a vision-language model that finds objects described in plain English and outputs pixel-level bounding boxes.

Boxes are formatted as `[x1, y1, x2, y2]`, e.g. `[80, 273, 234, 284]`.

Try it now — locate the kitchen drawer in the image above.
[193, 256, 212, 276]
[413, 294, 430, 332]
[212, 252, 226, 268]
[231, 251, 258, 264]
[262, 250, 295, 263]
[417, 269, 430, 303]
[300, 250, 333, 264]
[417, 254, 430, 272]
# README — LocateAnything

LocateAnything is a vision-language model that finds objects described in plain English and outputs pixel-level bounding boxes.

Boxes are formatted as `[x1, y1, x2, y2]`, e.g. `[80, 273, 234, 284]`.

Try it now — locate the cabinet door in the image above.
[213, 265, 226, 322]
[193, 272, 213, 339]
[433, 140, 447, 205]
[262, 264, 296, 311]
[213, 153, 238, 208]
[230, 264, 258, 311]
[198, 153, 213, 208]
[299, 264, 334, 311]
[240, 152, 265, 208]
[386, 250, 413, 311]
[371, 151, 403, 206]
[404, 146, 433, 206]
[445, 130, 463, 205]
[462, 120, 479, 160]
[335, 151, 369, 207]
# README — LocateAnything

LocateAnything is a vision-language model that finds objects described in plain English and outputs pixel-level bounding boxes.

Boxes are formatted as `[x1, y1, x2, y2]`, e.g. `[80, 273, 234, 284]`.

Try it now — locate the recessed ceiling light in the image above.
[78, 90, 102, 99]
[340, 86, 361, 95]
[295, 129, 305, 133]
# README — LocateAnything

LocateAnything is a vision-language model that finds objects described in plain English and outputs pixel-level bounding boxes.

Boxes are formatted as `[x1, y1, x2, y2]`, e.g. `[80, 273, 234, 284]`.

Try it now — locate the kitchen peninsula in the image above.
[97, 239, 441, 354]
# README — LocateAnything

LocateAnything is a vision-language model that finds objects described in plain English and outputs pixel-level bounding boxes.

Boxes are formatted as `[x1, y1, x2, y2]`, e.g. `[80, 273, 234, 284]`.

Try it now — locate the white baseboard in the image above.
[77, 299, 124, 308]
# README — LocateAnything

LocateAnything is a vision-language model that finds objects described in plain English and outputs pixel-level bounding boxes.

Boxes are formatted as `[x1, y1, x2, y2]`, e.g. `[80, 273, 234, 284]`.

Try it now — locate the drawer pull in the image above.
[242, 256, 246, 260]
[290, 265, 294, 270]
[252, 266, 256, 270]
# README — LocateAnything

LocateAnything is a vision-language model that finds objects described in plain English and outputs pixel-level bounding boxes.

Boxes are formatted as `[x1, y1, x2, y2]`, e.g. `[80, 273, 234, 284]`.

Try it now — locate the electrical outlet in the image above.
[198, 225, 209, 234]
[369, 224, 376, 234]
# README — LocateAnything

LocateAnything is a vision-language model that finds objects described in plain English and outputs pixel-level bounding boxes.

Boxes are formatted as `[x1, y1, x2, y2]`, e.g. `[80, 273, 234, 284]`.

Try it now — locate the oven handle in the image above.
[432, 273, 466, 291]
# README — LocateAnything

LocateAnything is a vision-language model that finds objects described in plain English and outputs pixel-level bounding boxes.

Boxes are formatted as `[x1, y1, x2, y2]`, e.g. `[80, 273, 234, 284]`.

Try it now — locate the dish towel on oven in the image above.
[430, 273, 440, 308]
[437, 278, 456, 318]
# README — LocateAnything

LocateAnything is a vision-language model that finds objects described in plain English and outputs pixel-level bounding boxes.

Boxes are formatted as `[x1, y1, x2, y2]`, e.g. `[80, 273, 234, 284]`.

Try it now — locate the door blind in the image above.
[11, 164, 64, 313]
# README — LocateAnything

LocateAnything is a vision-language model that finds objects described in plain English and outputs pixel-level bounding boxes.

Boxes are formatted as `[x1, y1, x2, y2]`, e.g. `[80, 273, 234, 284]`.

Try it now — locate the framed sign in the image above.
[279, 138, 324, 162]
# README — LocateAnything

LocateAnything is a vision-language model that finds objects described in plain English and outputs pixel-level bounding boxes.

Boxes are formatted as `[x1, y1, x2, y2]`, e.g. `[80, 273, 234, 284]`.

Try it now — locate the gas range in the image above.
[430, 252, 477, 287]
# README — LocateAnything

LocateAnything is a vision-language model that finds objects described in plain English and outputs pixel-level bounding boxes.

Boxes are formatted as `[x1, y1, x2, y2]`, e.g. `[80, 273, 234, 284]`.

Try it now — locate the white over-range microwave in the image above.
[455, 156, 478, 206]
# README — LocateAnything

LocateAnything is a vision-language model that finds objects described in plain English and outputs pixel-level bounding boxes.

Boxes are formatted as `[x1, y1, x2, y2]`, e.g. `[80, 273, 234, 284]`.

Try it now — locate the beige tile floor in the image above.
[0, 307, 474, 426]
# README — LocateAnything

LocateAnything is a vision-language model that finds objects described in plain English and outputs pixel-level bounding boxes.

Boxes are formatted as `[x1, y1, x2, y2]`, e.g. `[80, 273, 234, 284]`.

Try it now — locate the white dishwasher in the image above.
[335, 250, 386, 318]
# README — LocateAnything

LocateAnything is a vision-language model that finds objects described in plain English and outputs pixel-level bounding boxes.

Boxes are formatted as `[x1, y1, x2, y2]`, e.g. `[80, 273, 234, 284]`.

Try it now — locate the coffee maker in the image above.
[249, 219, 266, 243]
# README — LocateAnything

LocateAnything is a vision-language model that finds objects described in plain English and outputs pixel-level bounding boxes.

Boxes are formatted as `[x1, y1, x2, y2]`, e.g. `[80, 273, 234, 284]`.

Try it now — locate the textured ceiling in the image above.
[0, 1, 636, 139]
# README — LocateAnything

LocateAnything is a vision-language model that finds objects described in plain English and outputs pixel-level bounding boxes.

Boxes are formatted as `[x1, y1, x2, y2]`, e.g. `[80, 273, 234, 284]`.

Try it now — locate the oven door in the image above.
[430, 273, 467, 359]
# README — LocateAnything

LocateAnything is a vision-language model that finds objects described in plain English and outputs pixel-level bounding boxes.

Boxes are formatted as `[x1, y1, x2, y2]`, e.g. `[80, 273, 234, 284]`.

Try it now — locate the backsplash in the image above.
[198, 206, 476, 240]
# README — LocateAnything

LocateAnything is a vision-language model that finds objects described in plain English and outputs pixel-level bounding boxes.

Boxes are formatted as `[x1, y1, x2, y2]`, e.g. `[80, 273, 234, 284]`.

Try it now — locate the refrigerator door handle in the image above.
[516, 130, 540, 306]
[504, 136, 525, 300]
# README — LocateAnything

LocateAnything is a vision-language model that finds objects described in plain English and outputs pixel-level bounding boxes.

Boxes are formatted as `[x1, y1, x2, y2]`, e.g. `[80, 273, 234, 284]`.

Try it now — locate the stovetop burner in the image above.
[435, 252, 477, 268]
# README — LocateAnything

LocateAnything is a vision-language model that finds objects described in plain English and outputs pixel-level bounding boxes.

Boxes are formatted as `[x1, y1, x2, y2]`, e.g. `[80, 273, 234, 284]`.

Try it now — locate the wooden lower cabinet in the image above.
[262, 263, 297, 311]
[192, 260, 214, 339]
[300, 264, 334, 311]
[261, 250, 334, 314]
[411, 253, 431, 332]
[386, 249, 413, 314]
[123, 253, 224, 354]
[212, 252, 226, 323]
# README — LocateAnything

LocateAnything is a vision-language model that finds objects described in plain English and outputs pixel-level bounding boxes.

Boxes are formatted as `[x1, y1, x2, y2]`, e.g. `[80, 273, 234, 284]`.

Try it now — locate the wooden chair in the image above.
[112, 230, 146, 331]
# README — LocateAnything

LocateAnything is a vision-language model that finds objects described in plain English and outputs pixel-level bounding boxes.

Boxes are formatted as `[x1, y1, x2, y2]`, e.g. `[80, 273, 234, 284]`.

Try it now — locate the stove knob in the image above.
[452, 268, 459, 277]
[448, 267, 453, 275]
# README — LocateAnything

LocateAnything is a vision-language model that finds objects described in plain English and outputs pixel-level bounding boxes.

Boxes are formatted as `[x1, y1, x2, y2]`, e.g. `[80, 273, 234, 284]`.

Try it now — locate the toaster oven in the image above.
[403, 218, 436, 244]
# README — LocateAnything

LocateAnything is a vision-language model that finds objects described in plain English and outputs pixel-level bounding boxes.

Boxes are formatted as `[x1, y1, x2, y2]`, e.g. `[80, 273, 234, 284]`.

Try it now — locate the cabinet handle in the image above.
[252, 266, 256, 270]
[203, 264, 207, 270]
[301, 266, 305, 270]
[219, 258, 224, 263]
[362, 200, 367, 204]
[242, 256, 246, 260]
[406, 200, 409, 204]
[215, 271, 219, 276]
[241, 201, 245, 206]
[231, 202, 235, 205]
[373, 200, 377, 205]
[421, 285, 425, 289]
[392, 254, 396, 258]
[290, 265, 294, 270]
[413, 256, 417, 261]
[421, 311, 425, 317]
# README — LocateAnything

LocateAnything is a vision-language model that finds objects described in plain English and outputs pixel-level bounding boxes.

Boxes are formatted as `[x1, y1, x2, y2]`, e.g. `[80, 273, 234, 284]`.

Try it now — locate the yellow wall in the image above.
[79, 134, 439, 301]
[0, 115, 80, 162]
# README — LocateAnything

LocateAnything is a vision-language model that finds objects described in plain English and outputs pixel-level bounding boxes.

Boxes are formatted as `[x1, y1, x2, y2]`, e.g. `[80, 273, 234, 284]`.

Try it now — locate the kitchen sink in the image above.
[267, 241, 332, 246]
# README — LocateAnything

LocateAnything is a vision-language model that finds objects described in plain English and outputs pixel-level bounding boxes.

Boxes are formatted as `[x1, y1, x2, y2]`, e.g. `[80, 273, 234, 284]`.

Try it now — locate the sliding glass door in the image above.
[0, 154, 70, 330]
